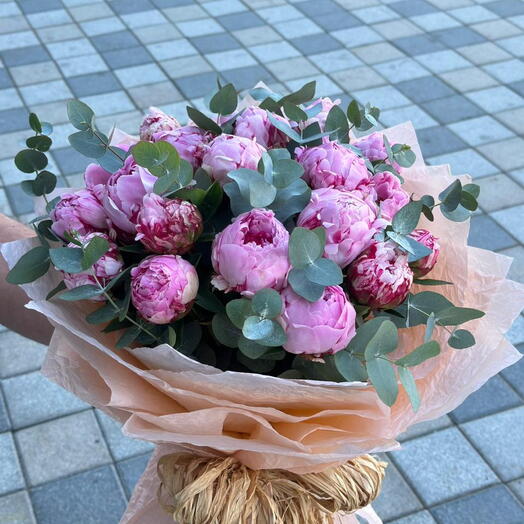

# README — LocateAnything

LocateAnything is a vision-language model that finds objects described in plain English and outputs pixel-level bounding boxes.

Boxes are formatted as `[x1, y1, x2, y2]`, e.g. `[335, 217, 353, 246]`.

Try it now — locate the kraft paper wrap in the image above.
[2, 122, 523, 524]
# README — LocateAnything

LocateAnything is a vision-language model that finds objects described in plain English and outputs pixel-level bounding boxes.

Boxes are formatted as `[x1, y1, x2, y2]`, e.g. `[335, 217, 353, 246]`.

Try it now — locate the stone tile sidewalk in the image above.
[0, 0, 523, 522]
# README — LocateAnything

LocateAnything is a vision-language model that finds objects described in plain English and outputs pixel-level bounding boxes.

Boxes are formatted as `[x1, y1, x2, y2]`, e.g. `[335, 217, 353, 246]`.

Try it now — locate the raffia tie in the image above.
[157, 453, 387, 524]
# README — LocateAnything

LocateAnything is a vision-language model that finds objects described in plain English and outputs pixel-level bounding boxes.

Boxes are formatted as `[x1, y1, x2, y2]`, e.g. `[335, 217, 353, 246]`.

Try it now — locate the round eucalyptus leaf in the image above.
[14, 149, 48, 173]
[252, 288, 282, 319]
[242, 316, 274, 341]
[448, 329, 475, 349]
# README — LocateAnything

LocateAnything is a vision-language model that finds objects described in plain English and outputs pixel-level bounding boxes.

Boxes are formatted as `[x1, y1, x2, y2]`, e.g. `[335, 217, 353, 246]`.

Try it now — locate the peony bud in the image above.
[302, 97, 341, 131]
[131, 255, 199, 324]
[136, 194, 203, 255]
[201, 134, 266, 185]
[102, 155, 157, 238]
[297, 188, 383, 267]
[280, 285, 356, 356]
[140, 106, 180, 141]
[153, 125, 209, 168]
[409, 229, 440, 277]
[295, 140, 370, 191]
[372, 172, 410, 221]
[211, 208, 290, 295]
[347, 241, 413, 309]
[51, 189, 108, 239]
[62, 232, 123, 301]
[234, 106, 289, 148]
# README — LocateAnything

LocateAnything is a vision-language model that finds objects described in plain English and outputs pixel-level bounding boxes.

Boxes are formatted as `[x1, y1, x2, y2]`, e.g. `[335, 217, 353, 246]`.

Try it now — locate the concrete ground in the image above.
[0, 0, 523, 522]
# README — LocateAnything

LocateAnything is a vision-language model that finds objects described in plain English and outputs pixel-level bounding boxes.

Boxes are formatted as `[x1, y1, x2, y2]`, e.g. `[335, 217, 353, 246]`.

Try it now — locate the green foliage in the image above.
[209, 83, 237, 115]
[187, 106, 222, 135]
[6, 246, 50, 284]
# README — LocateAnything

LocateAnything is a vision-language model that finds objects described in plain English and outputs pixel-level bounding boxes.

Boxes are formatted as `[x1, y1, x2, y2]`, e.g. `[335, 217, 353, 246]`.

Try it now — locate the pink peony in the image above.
[211, 209, 290, 295]
[372, 172, 410, 221]
[347, 241, 413, 309]
[280, 285, 356, 356]
[354, 133, 389, 163]
[84, 163, 111, 191]
[302, 97, 341, 131]
[51, 189, 108, 239]
[140, 106, 180, 141]
[103, 155, 157, 238]
[234, 106, 289, 148]
[131, 255, 199, 324]
[135, 194, 203, 255]
[297, 188, 383, 268]
[409, 229, 440, 277]
[201, 134, 266, 185]
[153, 125, 209, 168]
[62, 232, 123, 301]
[295, 140, 370, 191]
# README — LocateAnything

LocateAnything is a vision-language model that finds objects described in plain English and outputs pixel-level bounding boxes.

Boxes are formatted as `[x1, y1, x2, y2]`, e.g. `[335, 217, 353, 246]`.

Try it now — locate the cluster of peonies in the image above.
[49, 100, 440, 358]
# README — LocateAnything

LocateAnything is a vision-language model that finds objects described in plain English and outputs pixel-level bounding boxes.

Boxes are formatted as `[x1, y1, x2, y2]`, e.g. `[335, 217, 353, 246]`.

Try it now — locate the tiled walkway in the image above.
[0, 0, 523, 522]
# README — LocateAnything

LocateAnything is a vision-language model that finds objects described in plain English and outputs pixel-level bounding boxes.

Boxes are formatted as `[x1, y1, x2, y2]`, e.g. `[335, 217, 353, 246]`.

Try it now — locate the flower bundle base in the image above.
[157, 453, 386, 524]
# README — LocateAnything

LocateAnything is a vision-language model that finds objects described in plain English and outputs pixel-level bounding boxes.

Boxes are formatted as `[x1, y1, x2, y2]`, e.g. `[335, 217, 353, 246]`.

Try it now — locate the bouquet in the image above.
[2, 80, 523, 524]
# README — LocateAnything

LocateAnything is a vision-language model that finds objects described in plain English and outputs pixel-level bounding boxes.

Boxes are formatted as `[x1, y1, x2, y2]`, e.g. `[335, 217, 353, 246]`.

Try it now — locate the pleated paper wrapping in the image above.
[2, 122, 523, 524]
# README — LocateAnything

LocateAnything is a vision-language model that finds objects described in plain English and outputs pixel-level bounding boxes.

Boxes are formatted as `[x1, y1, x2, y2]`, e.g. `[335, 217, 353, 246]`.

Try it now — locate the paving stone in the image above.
[206, 48, 256, 71]
[374, 57, 428, 83]
[428, 149, 498, 178]
[390, 0, 438, 17]
[510, 477, 524, 504]
[452, 375, 522, 424]
[134, 23, 182, 45]
[500, 343, 524, 394]
[373, 455, 422, 521]
[353, 85, 410, 109]
[3, 371, 88, 429]
[332, 65, 386, 92]
[129, 81, 183, 108]
[91, 30, 140, 52]
[396, 76, 455, 103]
[0, 331, 46, 378]
[389, 510, 436, 524]
[486, 0, 524, 17]
[0, 107, 31, 134]
[432, 26, 486, 48]
[175, 71, 223, 98]
[431, 484, 524, 524]
[482, 137, 524, 171]
[468, 214, 517, 250]
[30, 465, 126, 524]
[450, 5, 498, 23]
[458, 41, 512, 65]
[476, 174, 524, 211]
[191, 32, 240, 54]
[116, 453, 152, 498]
[0, 491, 35, 524]
[380, 104, 437, 129]
[392, 427, 497, 505]
[416, 126, 468, 157]
[95, 411, 154, 461]
[354, 5, 400, 24]
[393, 34, 447, 56]
[0, 432, 24, 495]
[374, 19, 423, 40]
[102, 46, 154, 69]
[472, 19, 522, 39]
[398, 416, 452, 442]
[19, 0, 62, 14]
[218, 11, 264, 31]
[76, 91, 135, 117]
[422, 94, 484, 124]
[352, 42, 405, 65]
[333, 26, 384, 48]
[52, 147, 93, 176]
[115, 63, 167, 88]
[110, 0, 155, 14]
[0, 390, 10, 433]
[67, 71, 122, 97]
[462, 406, 524, 481]
[16, 410, 111, 486]
[1, 45, 50, 67]
[507, 314, 524, 346]
[9, 61, 60, 87]
[315, 11, 361, 31]
[222, 65, 274, 90]
[497, 106, 524, 135]
[177, 18, 223, 38]
[233, 25, 281, 47]
[467, 86, 524, 113]
[440, 67, 498, 92]
[447, 115, 514, 147]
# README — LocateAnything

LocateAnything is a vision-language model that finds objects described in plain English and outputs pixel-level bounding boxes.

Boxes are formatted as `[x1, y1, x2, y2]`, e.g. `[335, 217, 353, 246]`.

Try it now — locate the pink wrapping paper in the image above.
[2, 122, 523, 524]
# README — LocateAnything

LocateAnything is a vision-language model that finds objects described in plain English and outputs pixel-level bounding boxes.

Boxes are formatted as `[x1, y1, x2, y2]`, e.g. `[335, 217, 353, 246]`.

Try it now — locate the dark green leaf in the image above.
[282, 102, 308, 122]
[280, 81, 316, 105]
[267, 113, 302, 142]
[395, 341, 440, 367]
[46, 196, 60, 213]
[289, 227, 323, 269]
[57, 284, 102, 301]
[440, 204, 472, 222]
[392, 201, 422, 235]
[346, 317, 390, 353]
[46, 280, 66, 300]
[211, 313, 240, 348]
[304, 257, 343, 286]
[209, 83, 237, 115]
[115, 325, 141, 349]
[49, 247, 84, 273]
[257, 321, 286, 347]
[325, 104, 349, 142]
[288, 267, 324, 302]
[460, 190, 478, 211]
[187, 106, 222, 135]
[26, 135, 52, 152]
[347, 100, 362, 128]
[226, 298, 253, 329]
[364, 320, 398, 359]
[98, 147, 125, 173]
[69, 130, 107, 159]
[29, 112, 42, 133]
[196, 286, 224, 313]
[407, 291, 454, 327]
[6, 246, 50, 284]
[399, 367, 420, 411]
[366, 357, 398, 406]
[448, 329, 475, 349]
[67, 100, 95, 131]
[463, 183, 480, 198]
[154, 172, 178, 195]
[252, 288, 282, 319]
[238, 337, 269, 359]
[14, 149, 48, 173]
[237, 352, 275, 373]
[334, 351, 368, 382]
[86, 303, 119, 324]
[269, 179, 311, 222]
[393, 146, 416, 168]
[413, 278, 453, 286]
[436, 306, 484, 326]
[439, 179, 462, 212]
[33, 171, 57, 196]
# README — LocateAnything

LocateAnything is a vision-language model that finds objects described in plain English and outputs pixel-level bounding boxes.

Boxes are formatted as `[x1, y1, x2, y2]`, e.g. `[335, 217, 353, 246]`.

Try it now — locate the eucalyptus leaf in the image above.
[280, 81, 316, 105]
[33, 171, 57, 196]
[196, 286, 224, 313]
[366, 357, 398, 407]
[267, 113, 302, 142]
[304, 257, 343, 286]
[26, 135, 52, 152]
[69, 130, 107, 159]
[115, 325, 141, 349]
[439, 179, 462, 212]
[448, 329, 475, 349]
[288, 267, 324, 302]
[212, 313, 240, 348]
[392, 201, 422, 235]
[399, 367, 420, 411]
[413, 278, 453, 286]
[395, 341, 440, 367]
[46, 280, 67, 301]
[58, 284, 103, 301]
[252, 288, 282, 319]
[406, 291, 454, 327]
[226, 298, 253, 329]
[364, 320, 398, 360]
[334, 351, 368, 382]
[436, 306, 484, 326]
[325, 105, 349, 142]
[346, 317, 391, 354]
[347, 100, 362, 128]
[187, 106, 222, 135]
[29, 112, 42, 133]
[14, 149, 48, 173]
[86, 303, 119, 324]
[242, 316, 274, 341]
[424, 312, 436, 343]
[282, 102, 308, 122]
[6, 245, 50, 284]
[49, 247, 84, 274]
[67, 99, 95, 131]
[209, 83, 237, 115]
[238, 337, 268, 359]
[289, 227, 323, 269]
[82, 235, 109, 270]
